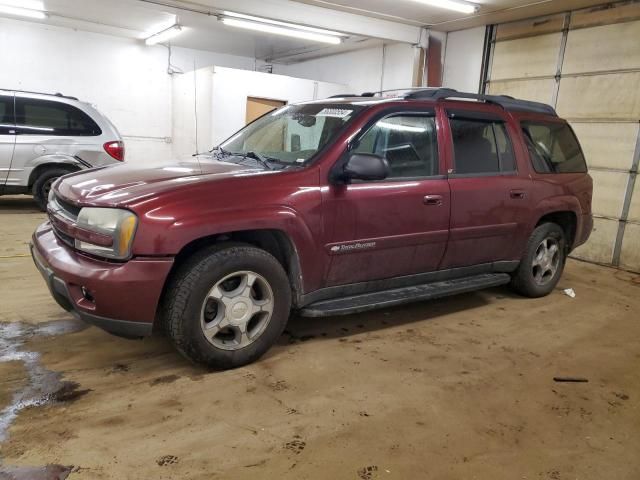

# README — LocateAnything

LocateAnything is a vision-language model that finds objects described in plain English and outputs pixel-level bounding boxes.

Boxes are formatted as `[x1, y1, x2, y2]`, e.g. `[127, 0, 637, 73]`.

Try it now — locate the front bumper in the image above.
[31, 222, 174, 338]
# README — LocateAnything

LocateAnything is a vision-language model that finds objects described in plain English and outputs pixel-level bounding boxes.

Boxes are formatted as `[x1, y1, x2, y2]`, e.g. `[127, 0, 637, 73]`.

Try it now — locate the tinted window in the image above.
[353, 115, 438, 178]
[522, 122, 587, 173]
[450, 118, 516, 175]
[16, 98, 101, 136]
[0, 96, 14, 135]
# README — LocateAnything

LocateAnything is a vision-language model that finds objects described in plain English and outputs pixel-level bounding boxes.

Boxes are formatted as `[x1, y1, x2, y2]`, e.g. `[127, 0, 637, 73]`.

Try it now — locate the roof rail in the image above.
[3, 89, 79, 101]
[403, 88, 557, 116]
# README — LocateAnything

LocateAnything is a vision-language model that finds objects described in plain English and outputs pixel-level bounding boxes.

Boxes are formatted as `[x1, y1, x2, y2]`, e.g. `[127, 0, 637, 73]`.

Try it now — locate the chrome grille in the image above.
[48, 193, 79, 248]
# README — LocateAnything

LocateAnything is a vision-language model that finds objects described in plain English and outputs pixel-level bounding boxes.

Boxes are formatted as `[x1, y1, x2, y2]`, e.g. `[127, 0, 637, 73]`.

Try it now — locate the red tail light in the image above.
[104, 141, 125, 161]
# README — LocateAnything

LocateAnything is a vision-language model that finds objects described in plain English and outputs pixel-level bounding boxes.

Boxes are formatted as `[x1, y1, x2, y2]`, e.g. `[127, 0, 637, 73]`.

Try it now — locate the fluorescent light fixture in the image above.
[0, 0, 47, 19]
[1, 0, 44, 9]
[220, 12, 344, 44]
[141, 15, 177, 40]
[408, 0, 478, 14]
[145, 24, 183, 45]
[223, 11, 344, 36]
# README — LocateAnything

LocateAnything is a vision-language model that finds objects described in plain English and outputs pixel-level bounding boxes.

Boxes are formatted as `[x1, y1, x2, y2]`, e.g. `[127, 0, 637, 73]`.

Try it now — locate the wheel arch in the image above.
[161, 228, 305, 309]
[28, 156, 84, 187]
[535, 210, 578, 252]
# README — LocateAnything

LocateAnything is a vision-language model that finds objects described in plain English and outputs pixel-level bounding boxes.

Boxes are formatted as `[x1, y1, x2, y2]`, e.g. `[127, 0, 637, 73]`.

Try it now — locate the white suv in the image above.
[0, 89, 124, 210]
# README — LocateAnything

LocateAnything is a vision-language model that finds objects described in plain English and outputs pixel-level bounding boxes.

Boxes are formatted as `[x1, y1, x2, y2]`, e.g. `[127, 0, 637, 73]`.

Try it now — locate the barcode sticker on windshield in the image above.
[317, 108, 352, 118]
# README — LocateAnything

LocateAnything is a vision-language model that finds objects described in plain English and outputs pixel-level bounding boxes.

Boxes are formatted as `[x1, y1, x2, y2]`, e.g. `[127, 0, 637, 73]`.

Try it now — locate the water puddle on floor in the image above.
[0, 319, 87, 479]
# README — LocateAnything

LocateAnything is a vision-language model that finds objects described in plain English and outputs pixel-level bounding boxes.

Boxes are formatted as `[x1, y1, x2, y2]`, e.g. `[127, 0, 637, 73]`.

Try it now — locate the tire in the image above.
[510, 222, 567, 298]
[32, 168, 72, 211]
[162, 244, 292, 369]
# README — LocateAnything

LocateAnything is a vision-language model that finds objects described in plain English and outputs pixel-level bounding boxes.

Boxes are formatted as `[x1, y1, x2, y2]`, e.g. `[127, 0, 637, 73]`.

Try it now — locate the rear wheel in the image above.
[32, 168, 72, 211]
[510, 222, 566, 298]
[162, 244, 291, 369]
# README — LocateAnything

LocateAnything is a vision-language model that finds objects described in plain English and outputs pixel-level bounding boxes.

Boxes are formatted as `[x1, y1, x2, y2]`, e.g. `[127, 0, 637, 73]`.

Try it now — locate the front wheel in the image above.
[162, 244, 292, 369]
[510, 222, 566, 298]
[32, 168, 72, 211]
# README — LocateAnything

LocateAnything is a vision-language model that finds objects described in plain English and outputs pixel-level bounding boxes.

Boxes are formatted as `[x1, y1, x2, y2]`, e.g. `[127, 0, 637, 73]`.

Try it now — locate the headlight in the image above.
[48, 187, 55, 205]
[75, 208, 138, 260]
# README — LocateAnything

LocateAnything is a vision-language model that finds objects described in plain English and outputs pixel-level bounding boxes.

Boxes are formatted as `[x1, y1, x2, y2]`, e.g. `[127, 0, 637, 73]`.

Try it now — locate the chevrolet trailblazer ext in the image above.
[32, 88, 593, 369]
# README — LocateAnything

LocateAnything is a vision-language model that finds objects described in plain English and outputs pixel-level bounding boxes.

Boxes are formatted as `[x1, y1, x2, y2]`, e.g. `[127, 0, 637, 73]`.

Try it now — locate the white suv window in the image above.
[16, 98, 101, 136]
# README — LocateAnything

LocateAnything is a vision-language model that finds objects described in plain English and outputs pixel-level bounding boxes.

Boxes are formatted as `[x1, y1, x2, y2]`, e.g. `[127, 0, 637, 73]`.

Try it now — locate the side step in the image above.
[299, 273, 511, 317]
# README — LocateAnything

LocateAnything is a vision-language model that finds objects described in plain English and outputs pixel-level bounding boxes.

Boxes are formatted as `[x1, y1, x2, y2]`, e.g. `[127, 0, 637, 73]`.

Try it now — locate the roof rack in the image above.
[336, 87, 556, 116]
[403, 88, 557, 116]
[3, 89, 79, 101]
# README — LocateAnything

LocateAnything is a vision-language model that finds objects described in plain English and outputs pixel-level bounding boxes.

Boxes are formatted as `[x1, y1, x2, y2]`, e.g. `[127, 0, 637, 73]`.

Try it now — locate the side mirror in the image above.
[342, 153, 390, 182]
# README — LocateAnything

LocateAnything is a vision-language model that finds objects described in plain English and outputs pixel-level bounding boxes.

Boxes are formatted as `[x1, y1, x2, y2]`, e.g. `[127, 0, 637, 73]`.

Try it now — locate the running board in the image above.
[299, 273, 511, 317]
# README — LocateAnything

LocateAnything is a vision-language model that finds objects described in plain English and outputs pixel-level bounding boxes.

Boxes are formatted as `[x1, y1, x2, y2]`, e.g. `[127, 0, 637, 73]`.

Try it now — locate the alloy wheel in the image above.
[200, 270, 274, 350]
[532, 237, 560, 286]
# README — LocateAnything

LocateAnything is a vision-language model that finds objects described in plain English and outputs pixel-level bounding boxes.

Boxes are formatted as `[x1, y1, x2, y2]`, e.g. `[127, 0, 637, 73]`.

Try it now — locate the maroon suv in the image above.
[31, 88, 593, 369]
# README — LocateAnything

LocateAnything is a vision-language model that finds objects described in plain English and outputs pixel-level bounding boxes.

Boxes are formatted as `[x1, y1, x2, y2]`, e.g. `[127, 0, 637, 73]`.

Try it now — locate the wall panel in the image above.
[570, 122, 639, 171]
[487, 78, 555, 104]
[556, 73, 640, 120]
[562, 21, 640, 74]
[619, 222, 640, 272]
[491, 33, 561, 80]
[628, 188, 640, 223]
[589, 170, 629, 219]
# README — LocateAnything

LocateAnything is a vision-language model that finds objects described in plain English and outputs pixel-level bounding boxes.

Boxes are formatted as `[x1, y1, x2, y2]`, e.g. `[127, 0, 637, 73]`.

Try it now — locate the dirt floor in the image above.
[0, 195, 639, 480]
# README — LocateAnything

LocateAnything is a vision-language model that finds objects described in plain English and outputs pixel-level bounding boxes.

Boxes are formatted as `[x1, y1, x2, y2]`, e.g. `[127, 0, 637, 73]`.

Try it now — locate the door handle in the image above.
[510, 189, 526, 200]
[423, 194, 443, 206]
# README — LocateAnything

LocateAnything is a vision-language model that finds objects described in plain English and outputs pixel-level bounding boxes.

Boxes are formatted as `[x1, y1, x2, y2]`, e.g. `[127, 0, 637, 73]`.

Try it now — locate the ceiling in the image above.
[1, 0, 374, 62]
[0, 0, 617, 63]
[291, 0, 614, 30]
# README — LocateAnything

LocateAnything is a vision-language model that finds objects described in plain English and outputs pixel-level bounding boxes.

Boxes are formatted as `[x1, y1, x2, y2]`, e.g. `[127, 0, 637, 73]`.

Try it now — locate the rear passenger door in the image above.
[440, 106, 532, 269]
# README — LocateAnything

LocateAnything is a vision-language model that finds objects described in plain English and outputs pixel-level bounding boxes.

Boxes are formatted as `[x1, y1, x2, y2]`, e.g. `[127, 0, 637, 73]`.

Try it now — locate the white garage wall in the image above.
[172, 66, 347, 158]
[442, 26, 486, 93]
[274, 43, 416, 94]
[0, 17, 255, 164]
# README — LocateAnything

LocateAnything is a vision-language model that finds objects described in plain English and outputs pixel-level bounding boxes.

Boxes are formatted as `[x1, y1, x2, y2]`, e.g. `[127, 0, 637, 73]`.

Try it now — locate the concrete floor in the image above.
[0, 195, 639, 480]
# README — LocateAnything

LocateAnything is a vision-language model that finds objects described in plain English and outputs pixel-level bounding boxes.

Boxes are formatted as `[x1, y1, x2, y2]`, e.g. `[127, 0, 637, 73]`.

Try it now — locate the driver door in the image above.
[321, 112, 450, 286]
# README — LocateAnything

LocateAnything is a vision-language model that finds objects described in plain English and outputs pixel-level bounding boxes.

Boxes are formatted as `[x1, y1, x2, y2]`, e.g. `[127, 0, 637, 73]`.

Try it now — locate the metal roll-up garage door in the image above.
[485, 1, 640, 272]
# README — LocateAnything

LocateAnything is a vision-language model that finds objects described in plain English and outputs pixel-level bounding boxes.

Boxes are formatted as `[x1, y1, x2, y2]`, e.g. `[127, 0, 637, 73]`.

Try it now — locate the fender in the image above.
[25, 154, 88, 186]
[528, 194, 583, 240]
[132, 204, 325, 294]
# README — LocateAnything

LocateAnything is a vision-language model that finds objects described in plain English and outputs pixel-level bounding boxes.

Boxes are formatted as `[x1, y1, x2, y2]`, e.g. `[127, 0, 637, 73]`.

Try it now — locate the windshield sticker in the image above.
[317, 108, 353, 118]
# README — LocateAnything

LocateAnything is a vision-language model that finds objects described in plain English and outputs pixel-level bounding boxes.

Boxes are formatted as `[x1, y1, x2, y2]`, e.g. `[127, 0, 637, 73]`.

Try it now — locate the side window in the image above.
[0, 96, 14, 134]
[16, 98, 102, 136]
[522, 122, 587, 173]
[449, 117, 516, 175]
[353, 115, 438, 178]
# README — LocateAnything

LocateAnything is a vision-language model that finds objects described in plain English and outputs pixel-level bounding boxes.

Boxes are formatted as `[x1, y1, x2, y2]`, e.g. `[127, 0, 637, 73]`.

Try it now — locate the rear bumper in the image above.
[31, 222, 174, 337]
[573, 213, 593, 250]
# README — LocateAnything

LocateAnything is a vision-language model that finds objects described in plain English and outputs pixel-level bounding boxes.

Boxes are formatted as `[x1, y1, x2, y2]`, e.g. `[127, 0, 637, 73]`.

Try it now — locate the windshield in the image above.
[219, 103, 362, 166]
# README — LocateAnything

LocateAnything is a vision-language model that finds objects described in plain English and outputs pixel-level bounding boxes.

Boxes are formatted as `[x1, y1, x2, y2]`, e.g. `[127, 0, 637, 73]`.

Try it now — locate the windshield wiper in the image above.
[244, 151, 274, 170]
[193, 146, 231, 157]
[215, 149, 287, 170]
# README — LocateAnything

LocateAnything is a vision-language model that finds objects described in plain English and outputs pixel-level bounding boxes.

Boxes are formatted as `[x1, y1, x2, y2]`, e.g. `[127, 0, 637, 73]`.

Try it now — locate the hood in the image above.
[55, 158, 264, 206]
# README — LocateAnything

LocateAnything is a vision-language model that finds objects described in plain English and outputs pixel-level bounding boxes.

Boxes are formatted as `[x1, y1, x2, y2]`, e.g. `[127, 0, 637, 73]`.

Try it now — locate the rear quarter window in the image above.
[16, 98, 102, 137]
[521, 121, 587, 173]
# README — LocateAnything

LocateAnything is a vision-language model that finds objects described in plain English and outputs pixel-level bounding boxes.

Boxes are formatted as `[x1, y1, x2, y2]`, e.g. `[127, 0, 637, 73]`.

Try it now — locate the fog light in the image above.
[81, 286, 95, 303]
